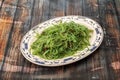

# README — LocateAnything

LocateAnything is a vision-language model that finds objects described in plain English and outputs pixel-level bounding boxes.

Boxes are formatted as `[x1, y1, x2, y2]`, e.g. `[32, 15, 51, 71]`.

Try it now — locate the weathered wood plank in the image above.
[30, 0, 45, 28]
[0, 0, 4, 10]
[0, 0, 18, 64]
[107, 0, 120, 79]
[65, 0, 82, 15]
[114, 0, 120, 25]
[49, 0, 66, 17]
[97, 0, 120, 80]
[0, 0, 35, 80]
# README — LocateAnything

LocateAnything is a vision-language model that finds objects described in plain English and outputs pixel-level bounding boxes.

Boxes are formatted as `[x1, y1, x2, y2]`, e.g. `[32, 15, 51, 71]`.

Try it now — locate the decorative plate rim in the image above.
[20, 16, 104, 67]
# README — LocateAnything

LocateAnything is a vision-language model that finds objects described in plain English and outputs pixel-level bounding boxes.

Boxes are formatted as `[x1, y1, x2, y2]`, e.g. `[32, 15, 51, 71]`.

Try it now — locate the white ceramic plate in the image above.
[20, 16, 104, 67]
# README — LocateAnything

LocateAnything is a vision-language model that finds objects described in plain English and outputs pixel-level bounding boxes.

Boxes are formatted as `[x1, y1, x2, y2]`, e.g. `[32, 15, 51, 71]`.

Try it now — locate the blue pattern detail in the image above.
[64, 57, 72, 62]
[22, 48, 25, 51]
[90, 46, 97, 51]
[24, 43, 28, 49]
[28, 55, 31, 58]
[95, 28, 99, 34]
[98, 37, 101, 40]
[35, 61, 45, 64]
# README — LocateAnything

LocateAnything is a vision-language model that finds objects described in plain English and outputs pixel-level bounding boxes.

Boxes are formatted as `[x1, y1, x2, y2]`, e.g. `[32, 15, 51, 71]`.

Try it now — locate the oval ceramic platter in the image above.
[20, 16, 104, 67]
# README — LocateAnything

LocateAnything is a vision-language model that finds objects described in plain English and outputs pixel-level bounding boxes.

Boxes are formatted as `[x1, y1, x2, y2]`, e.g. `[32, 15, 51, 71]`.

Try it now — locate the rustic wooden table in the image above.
[0, 0, 120, 80]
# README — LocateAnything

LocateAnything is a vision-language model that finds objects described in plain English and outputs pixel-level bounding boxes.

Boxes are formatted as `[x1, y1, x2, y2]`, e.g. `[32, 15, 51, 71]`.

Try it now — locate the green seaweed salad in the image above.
[30, 21, 93, 60]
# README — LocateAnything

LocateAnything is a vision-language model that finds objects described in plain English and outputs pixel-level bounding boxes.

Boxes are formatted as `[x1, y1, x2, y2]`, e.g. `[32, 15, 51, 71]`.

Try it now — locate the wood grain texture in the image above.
[0, 0, 18, 64]
[0, 0, 120, 80]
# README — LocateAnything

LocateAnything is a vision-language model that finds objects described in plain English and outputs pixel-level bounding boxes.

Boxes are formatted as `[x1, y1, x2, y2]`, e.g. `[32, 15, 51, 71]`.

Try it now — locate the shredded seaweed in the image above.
[30, 21, 93, 60]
